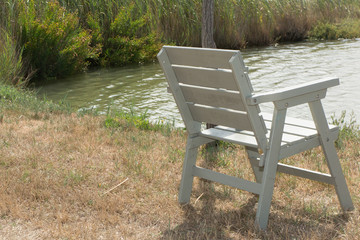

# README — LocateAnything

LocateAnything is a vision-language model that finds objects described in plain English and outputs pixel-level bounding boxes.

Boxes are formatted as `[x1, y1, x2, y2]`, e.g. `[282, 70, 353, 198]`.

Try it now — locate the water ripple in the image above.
[38, 40, 360, 126]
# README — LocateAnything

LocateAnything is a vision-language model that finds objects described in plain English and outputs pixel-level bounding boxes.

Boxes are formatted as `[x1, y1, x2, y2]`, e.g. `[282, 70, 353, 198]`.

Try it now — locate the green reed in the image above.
[0, 0, 359, 82]
[0, 28, 24, 86]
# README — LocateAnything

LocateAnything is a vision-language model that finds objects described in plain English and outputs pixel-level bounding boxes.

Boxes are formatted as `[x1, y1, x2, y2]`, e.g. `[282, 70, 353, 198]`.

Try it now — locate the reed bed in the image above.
[1, 0, 359, 46]
[1, 0, 360, 81]
[0, 29, 22, 85]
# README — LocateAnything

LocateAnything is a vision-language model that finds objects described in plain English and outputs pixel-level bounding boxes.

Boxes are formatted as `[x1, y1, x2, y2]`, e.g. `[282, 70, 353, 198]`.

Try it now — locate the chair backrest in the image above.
[158, 46, 268, 149]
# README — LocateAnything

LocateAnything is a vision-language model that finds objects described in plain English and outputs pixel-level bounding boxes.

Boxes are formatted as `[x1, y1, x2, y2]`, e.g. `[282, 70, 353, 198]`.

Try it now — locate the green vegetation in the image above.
[18, 0, 101, 79]
[105, 106, 176, 137]
[309, 18, 360, 40]
[104, 3, 162, 66]
[0, 29, 26, 86]
[0, 83, 72, 120]
[1, 0, 360, 83]
[331, 111, 360, 148]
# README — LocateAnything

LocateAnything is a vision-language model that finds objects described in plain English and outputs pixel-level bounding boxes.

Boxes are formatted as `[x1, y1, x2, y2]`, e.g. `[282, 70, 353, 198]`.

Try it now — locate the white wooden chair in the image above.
[157, 46, 354, 230]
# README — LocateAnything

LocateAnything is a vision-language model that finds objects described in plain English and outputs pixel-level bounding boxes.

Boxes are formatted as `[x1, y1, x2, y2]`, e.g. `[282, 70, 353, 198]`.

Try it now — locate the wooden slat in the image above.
[249, 158, 335, 184]
[205, 126, 320, 158]
[193, 166, 261, 194]
[212, 126, 303, 146]
[202, 122, 337, 159]
[280, 136, 321, 159]
[164, 46, 239, 69]
[173, 65, 238, 90]
[215, 126, 254, 136]
[263, 112, 338, 132]
[264, 120, 318, 137]
[248, 78, 339, 105]
[157, 48, 201, 134]
[188, 104, 253, 131]
[215, 125, 310, 146]
[279, 129, 338, 159]
[279, 133, 304, 144]
[274, 90, 327, 109]
[277, 163, 335, 184]
[200, 127, 258, 148]
[262, 112, 316, 129]
[181, 85, 246, 111]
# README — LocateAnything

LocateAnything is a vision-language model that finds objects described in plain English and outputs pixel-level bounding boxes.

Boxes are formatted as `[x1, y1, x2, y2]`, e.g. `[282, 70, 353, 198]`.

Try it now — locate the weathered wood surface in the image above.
[157, 45, 353, 230]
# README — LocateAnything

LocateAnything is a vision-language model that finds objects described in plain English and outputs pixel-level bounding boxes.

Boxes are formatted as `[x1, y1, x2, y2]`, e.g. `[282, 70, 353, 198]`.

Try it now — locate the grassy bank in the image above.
[0, 86, 359, 239]
[1, 0, 360, 82]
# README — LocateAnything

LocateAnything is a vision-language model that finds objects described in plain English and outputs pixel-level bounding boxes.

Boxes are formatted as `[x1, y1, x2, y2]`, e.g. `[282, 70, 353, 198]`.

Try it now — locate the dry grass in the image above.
[0, 111, 359, 239]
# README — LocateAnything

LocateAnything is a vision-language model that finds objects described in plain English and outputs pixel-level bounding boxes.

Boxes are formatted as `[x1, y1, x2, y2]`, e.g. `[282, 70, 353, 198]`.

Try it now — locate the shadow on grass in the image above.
[161, 190, 350, 239]
[161, 146, 351, 239]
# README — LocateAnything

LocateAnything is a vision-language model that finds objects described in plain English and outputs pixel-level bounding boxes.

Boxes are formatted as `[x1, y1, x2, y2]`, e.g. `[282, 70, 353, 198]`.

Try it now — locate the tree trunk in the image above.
[202, 0, 216, 130]
[202, 0, 216, 49]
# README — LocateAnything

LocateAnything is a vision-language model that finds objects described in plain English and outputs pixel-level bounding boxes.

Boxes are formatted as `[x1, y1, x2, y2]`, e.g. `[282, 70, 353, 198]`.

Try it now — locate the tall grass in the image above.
[331, 111, 360, 149]
[105, 106, 176, 137]
[212, 0, 360, 48]
[0, 29, 24, 86]
[1, 0, 360, 82]
[0, 82, 72, 119]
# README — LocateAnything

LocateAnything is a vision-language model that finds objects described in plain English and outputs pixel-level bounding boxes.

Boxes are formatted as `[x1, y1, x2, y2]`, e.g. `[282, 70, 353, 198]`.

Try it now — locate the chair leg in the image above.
[246, 147, 263, 183]
[309, 101, 354, 211]
[322, 141, 354, 211]
[178, 137, 199, 204]
[255, 108, 286, 230]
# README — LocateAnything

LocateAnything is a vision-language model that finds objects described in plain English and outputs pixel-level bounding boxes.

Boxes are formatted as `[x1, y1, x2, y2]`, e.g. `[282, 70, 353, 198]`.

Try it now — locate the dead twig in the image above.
[101, 178, 129, 196]
[194, 193, 204, 205]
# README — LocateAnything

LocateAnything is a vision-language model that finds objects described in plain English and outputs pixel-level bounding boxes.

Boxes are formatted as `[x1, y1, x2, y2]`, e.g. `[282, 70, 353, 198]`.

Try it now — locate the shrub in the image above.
[308, 19, 360, 40]
[3, 0, 360, 83]
[18, 0, 100, 80]
[336, 18, 360, 39]
[309, 22, 339, 40]
[104, 3, 162, 66]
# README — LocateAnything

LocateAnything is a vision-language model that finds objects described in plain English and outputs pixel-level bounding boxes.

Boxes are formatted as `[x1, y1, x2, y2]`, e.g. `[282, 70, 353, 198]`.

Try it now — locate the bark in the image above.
[201, 0, 216, 49]
[202, 0, 217, 130]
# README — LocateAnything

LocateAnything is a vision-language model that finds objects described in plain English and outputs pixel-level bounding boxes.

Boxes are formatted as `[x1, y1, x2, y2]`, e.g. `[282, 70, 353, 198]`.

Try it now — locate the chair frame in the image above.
[157, 46, 354, 230]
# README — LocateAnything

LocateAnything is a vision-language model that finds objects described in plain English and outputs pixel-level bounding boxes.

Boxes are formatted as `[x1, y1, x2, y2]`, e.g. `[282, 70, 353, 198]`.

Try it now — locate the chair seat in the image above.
[200, 113, 339, 159]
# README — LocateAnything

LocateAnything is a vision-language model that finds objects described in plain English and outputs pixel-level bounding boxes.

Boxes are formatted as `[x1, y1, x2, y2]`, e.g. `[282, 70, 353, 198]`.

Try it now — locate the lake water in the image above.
[38, 39, 360, 127]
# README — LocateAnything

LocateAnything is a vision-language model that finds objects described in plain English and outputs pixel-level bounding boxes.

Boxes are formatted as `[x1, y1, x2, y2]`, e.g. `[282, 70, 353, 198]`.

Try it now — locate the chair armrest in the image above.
[246, 77, 339, 106]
